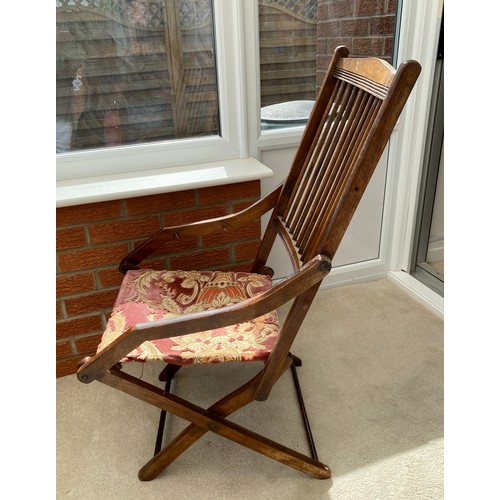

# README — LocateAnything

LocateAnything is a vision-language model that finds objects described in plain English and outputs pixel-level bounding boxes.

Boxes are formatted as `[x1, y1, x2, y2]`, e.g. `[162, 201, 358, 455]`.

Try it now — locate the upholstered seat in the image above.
[97, 269, 280, 365]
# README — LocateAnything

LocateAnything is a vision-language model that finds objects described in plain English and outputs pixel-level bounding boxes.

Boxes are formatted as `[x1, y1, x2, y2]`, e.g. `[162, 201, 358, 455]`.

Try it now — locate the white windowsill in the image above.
[56, 157, 274, 208]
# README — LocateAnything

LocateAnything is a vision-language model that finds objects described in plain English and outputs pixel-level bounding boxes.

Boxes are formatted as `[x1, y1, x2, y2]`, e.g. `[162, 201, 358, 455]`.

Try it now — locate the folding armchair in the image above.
[77, 46, 421, 480]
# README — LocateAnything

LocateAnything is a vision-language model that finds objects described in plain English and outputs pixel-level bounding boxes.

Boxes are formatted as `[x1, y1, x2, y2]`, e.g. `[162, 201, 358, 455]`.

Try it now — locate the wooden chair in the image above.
[77, 46, 421, 481]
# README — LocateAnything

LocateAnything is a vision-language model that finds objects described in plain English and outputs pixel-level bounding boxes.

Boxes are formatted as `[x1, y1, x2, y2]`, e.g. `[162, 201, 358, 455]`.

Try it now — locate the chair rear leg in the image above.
[154, 364, 182, 455]
[290, 353, 318, 461]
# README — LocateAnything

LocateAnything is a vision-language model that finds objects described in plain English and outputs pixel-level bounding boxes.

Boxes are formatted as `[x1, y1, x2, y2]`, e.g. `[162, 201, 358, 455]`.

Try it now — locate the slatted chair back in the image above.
[253, 46, 421, 274]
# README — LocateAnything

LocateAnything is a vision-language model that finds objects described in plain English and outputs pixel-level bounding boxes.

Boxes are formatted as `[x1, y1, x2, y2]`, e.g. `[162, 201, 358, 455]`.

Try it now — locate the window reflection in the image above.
[56, 0, 219, 154]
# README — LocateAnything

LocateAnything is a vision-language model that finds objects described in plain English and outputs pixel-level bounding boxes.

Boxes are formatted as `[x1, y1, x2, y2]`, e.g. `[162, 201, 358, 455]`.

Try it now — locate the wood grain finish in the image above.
[77, 46, 420, 481]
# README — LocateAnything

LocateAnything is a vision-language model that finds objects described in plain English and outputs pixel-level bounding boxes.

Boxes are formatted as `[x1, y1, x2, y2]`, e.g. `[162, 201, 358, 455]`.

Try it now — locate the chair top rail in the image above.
[335, 56, 396, 90]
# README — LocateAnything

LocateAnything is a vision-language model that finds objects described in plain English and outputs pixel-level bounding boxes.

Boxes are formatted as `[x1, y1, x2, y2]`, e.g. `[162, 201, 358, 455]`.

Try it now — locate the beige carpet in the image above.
[56, 278, 444, 499]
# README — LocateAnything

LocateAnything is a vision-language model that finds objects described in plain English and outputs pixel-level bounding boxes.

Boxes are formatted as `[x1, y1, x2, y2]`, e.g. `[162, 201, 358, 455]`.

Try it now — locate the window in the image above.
[56, 0, 220, 154]
[56, 0, 245, 182]
[258, 0, 399, 132]
[56, 1, 401, 185]
[259, 0, 317, 130]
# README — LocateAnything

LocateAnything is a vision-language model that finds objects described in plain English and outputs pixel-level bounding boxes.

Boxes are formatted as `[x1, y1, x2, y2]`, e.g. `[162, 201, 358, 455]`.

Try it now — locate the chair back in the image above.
[253, 46, 421, 274]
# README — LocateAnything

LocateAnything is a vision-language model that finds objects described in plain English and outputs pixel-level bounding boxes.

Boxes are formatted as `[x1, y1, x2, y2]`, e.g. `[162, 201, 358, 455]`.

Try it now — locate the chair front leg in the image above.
[138, 357, 292, 481]
[139, 367, 265, 480]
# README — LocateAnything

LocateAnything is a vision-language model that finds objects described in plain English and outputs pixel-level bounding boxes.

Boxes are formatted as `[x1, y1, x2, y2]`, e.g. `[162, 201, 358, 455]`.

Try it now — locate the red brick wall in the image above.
[316, 0, 397, 83]
[56, 181, 262, 377]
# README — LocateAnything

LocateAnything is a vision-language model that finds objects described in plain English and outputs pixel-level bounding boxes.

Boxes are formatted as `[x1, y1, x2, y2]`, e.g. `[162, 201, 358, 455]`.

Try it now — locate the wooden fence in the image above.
[259, 3, 317, 108]
[56, 0, 219, 151]
[56, 1, 318, 151]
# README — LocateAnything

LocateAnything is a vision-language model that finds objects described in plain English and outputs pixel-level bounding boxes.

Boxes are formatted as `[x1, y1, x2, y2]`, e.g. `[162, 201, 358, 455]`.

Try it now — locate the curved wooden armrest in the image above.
[120, 184, 283, 273]
[77, 253, 331, 383]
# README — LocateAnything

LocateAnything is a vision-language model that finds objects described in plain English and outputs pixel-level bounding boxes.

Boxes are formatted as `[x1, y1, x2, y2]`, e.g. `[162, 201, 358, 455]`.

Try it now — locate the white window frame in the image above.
[378, 0, 444, 317]
[56, 0, 249, 184]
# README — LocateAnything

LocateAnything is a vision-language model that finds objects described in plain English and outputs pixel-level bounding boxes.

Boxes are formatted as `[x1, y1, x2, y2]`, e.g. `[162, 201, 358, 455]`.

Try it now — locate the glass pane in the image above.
[56, 0, 220, 154]
[258, 0, 398, 131]
[411, 31, 444, 297]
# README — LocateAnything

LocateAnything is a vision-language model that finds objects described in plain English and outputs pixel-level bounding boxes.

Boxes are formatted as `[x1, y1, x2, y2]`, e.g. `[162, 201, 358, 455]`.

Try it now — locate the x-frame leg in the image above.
[97, 358, 331, 480]
[143, 362, 270, 480]
[153, 354, 320, 470]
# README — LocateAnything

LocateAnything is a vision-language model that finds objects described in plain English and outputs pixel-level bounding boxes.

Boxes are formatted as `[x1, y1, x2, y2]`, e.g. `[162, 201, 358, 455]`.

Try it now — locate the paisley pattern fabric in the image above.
[97, 269, 280, 365]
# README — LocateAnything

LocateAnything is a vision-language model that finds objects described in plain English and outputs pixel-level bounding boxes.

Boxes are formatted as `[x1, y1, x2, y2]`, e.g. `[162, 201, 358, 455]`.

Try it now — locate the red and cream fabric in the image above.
[97, 269, 280, 365]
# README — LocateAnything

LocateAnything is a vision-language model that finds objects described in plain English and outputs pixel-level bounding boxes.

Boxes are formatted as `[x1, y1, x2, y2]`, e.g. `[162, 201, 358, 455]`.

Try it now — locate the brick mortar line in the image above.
[56, 235, 261, 267]
[56, 240, 260, 299]
[57, 201, 237, 230]
[57, 196, 260, 231]
[56, 213, 259, 252]
[57, 285, 121, 301]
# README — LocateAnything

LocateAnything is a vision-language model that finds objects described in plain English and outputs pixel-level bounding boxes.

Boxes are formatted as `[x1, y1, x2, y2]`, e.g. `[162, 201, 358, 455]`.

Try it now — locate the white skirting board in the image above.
[315, 261, 443, 320]
[387, 270, 443, 319]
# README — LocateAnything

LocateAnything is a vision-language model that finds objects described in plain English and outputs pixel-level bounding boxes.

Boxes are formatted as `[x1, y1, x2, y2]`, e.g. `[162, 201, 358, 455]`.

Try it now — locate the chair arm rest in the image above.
[119, 184, 283, 272]
[77, 253, 331, 383]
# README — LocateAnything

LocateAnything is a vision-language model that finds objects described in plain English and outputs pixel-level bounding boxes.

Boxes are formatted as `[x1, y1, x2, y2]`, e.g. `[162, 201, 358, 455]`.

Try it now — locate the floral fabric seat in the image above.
[97, 269, 280, 365]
